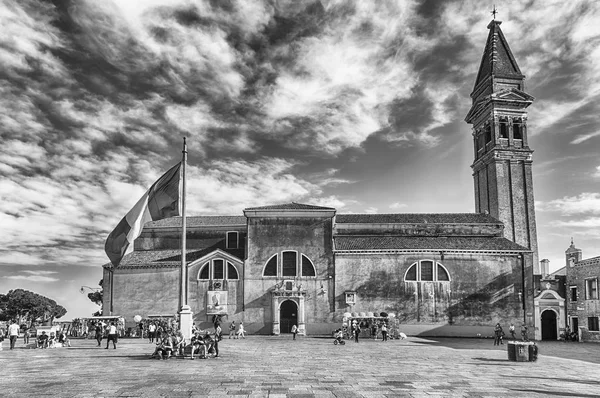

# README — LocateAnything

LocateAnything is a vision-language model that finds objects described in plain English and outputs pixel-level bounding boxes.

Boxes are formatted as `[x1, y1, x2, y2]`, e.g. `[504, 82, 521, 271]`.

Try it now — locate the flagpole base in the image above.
[179, 305, 193, 343]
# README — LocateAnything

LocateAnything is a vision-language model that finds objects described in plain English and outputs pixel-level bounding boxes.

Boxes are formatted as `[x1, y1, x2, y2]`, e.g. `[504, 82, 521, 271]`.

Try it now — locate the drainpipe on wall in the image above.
[521, 253, 526, 325]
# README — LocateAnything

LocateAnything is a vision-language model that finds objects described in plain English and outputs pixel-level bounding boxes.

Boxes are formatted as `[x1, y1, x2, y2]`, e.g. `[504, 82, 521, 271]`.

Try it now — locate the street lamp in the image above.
[80, 286, 101, 294]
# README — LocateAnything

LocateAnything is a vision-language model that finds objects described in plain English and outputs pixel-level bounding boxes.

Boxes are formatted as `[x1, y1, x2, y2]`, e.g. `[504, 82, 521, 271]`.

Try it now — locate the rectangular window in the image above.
[586, 279, 598, 300]
[588, 317, 599, 332]
[282, 252, 297, 277]
[485, 125, 492, 144]
[499, 121, 508, 138]
[213, 260, 224, 280]
[420, 261, 433, 281]
[226, 231, 238, 249]
[477, 134, 485, 152]
[570, 286, 578, 302]
[513, 122, 522, 139]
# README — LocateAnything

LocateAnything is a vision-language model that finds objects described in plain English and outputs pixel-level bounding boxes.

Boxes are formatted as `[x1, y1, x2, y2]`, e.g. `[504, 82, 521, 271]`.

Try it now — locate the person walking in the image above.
[148, 323, 156, 343]
[8, 320, 19, 350]
[381, 323, 388, 342]
[509, 323, 516, 340]
[236, 322, 246, 339]
[95, 322, 103, 347]
[521, 324, 529, 341]
[353, 322, 360, 343]
[228, 321, 236, 339]
[23, 327, 30, 345]
[105, 322, 118, 349]
[291, 324, 298, 340]
[493, 323, 504, 346]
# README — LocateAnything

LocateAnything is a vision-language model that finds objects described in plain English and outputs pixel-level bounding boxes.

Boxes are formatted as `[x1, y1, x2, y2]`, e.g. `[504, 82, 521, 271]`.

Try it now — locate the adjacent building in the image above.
[565, 240, 600, 342]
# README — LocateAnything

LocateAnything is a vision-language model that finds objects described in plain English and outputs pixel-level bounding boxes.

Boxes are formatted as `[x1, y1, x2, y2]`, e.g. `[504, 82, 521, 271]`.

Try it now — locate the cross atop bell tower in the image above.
[465, 19, 539, 273]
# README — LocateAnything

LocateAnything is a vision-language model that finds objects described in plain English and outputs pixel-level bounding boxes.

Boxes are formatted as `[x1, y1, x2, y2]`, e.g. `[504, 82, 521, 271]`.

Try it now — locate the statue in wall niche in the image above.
[296, 283, 302, 291]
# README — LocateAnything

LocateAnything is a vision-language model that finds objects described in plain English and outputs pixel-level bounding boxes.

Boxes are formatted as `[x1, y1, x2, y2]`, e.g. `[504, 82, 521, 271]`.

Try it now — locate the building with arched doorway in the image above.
[102, 19, 545, 338]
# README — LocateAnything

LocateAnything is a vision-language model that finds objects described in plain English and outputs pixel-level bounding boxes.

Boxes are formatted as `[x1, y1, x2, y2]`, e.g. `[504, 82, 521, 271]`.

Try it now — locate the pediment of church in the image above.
[188, 248, 244, 268]
[491, 88, 534, 102]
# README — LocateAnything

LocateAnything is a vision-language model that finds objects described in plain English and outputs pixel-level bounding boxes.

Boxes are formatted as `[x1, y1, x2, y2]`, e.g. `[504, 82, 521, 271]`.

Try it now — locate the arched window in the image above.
[199, 262, 210, 279]
[228, 263, 239, 279]
[437, 264, 450, 281]
[301, 254, 316, 277]
[405, 263, 417, 281]
[282, 251, 297, 277]
[198, 260, 240, 280]
[404, 260, 451, 282]
[263, 254, 278, 277]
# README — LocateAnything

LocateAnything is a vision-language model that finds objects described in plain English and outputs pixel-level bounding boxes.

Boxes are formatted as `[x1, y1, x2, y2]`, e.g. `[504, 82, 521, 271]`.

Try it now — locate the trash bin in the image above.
[507, 341, 537, 362]
[507, 341, 517, 361]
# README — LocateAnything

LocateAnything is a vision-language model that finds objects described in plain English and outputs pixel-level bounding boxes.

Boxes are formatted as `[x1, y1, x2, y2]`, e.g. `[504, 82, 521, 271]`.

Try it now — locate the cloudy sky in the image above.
[1, 0, 599, 319]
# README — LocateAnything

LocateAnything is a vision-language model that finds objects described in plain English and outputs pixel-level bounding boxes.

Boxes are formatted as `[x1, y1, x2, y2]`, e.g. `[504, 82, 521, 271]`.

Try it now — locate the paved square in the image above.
[1, 336, 599, 397]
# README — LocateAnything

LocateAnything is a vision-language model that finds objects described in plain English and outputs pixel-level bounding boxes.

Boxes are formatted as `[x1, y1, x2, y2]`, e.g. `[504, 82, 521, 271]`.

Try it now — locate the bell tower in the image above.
[465, 20, 539, 272]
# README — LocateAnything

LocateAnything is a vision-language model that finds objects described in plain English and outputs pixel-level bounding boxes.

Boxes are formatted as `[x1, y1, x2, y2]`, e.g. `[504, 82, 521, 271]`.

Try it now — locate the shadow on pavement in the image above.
[507, 375, 600, 386]
[510, 389, 599, 397]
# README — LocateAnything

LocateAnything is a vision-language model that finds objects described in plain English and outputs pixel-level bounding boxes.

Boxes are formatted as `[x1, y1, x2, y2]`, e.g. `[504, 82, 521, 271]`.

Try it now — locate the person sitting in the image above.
[334, 328, 343, 343]
[161, 334, 174, 359]
[172, 331, 185, 357]
[37, 332, 49, 348]
[48, 332, 57, 348]
[190, 331, 206, 360]
[58, 332, 71, 347]
[203, 332, 216, 358]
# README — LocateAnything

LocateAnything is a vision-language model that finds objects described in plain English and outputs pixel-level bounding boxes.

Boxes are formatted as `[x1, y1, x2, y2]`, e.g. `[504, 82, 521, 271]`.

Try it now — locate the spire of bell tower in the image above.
[471, 19, 524, 96]
[465, 18, 539, 274]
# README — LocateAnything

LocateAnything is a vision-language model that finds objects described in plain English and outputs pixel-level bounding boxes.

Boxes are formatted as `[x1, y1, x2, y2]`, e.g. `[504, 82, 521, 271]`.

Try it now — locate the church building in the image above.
[103, 20, 542, 337]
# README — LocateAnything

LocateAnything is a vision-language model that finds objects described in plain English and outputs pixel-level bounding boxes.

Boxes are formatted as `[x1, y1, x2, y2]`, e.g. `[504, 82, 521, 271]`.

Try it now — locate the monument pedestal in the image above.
[179, 305, 193, 343]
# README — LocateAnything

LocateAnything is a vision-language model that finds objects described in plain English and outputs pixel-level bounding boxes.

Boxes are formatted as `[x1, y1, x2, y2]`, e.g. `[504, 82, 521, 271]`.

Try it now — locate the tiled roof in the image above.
[245, 202, 335, 211]
[145, 216, 246, 228]
[334, 236, 528, 252]
[115, 241, 245, 268]
[335, 213, 500, 224]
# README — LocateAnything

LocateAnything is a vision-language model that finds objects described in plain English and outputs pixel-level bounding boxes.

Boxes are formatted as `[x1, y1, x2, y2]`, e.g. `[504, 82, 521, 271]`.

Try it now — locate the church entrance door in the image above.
[279, 300, 298, 333]
[541, 310, 557, 340]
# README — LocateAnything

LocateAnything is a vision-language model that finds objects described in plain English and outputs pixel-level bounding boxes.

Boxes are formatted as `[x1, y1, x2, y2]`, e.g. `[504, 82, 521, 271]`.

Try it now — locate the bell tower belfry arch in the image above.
[465, 20, 539, 272]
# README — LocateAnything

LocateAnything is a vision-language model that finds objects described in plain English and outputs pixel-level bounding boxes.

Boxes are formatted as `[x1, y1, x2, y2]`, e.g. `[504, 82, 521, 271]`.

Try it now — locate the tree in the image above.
[0, 289, 67, 327]
[86, 279, 103, 316]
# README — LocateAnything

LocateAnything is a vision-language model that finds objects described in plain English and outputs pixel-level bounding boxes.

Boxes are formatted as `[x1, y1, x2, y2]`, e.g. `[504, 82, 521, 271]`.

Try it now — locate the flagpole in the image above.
[179, 137, 192, 341]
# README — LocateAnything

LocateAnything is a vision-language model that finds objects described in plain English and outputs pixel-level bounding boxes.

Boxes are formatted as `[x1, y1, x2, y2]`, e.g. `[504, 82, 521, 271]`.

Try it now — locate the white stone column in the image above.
[272, 296, 280, 335]
[298, 296, 306, 336]
[179, 305, 193, 343]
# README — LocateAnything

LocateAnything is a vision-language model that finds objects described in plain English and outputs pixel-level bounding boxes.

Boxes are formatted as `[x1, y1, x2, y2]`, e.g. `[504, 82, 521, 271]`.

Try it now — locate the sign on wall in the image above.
[207, 290, 228, 314]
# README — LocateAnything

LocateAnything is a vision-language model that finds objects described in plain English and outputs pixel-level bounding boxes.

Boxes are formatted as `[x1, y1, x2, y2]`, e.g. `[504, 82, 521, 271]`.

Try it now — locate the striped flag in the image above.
[105, 163, 182, 266]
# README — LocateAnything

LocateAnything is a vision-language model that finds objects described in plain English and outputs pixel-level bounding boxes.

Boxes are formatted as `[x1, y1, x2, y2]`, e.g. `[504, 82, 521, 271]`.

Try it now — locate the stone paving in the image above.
[1, 335, 599, 397]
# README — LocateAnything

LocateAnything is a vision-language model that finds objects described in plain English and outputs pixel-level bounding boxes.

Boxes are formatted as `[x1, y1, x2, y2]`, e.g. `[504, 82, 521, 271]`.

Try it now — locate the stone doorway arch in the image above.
[279, 300, 298, 333]
[541, 309, 558, 340]
[271, 292, 306, 335]
[534, 289, 565, 341]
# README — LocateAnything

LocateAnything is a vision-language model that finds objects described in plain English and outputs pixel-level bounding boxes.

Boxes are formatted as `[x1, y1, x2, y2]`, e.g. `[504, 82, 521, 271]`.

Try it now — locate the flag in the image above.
[105, 163, 182, 266]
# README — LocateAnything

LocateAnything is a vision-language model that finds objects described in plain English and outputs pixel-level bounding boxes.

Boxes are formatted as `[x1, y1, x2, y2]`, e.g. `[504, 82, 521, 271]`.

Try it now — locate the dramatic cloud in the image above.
[538, 193, 600, 216]
[4, 275, 60, 283]
[1, 0, 599, 317]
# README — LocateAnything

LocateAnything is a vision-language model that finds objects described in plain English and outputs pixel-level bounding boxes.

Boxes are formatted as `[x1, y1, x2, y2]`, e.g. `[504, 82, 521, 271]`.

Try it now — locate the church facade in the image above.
[103, 20, 542, 337]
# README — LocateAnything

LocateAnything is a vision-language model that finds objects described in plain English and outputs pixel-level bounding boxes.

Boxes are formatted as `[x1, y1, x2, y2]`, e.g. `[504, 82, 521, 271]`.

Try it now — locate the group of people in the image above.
[493, 323, 529, 345]
[151, 330, 187, 360]
[92, 321, 120, 349]
[226, 321, 246, 339]
[150, 320, 229, 360]
[36, 331, 71, 348]
[1, 320, 72, 350]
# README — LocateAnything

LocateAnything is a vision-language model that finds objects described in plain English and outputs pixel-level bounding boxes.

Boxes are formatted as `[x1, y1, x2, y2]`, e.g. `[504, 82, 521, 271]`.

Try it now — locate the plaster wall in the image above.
[243, 217, 334, 333]
[334, 251, 532, 329]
